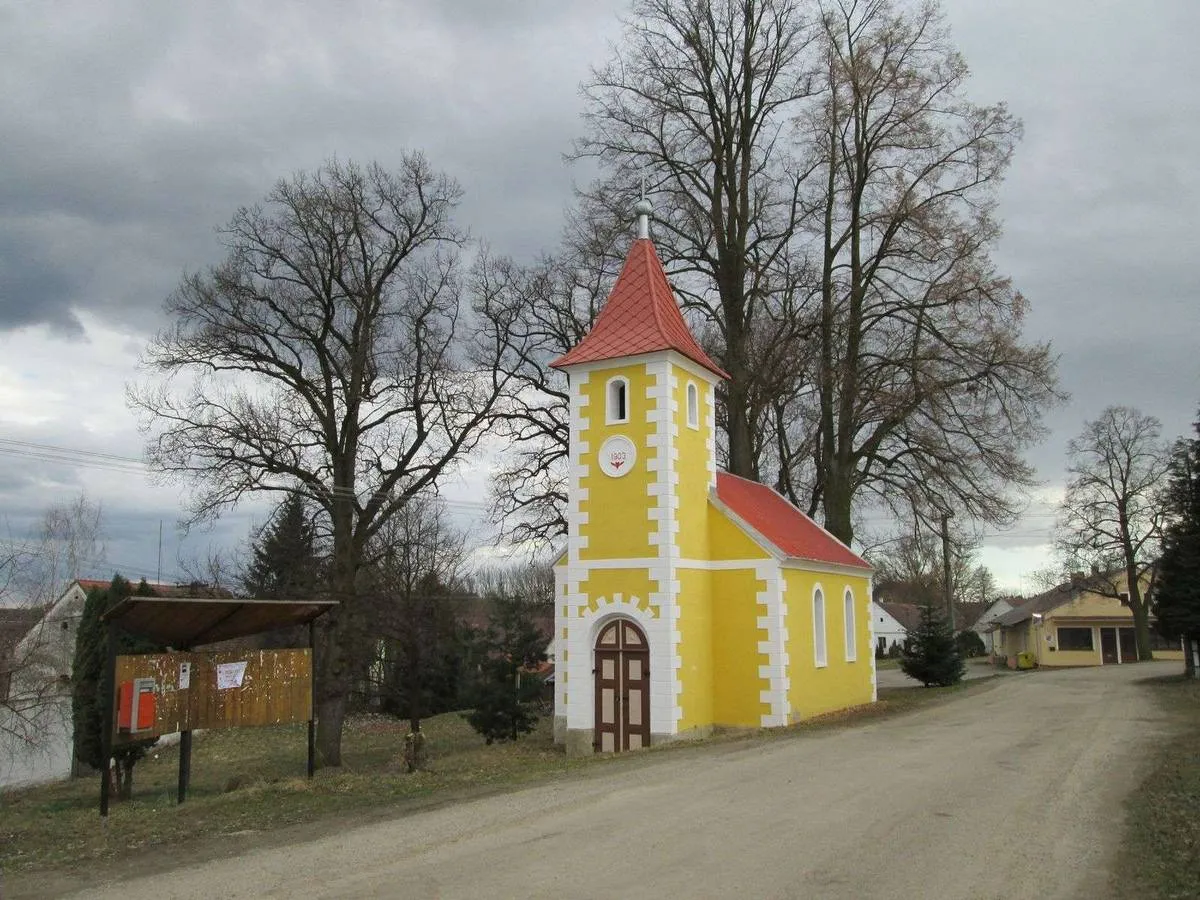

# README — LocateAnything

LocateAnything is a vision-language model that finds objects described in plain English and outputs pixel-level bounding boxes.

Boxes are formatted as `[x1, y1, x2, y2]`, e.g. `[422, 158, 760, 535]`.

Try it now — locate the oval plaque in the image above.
[598, 435, 637, 478]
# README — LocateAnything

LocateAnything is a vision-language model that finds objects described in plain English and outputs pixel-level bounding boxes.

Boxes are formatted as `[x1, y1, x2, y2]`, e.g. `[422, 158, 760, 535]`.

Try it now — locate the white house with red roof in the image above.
[551, 202, 875, 755]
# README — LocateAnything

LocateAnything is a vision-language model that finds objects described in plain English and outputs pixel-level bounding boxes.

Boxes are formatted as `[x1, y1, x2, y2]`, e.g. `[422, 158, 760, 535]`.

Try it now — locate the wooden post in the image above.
[177, 648, 194, 804]
[99, 622, 117, 818]
[307, 620, 316, 778]
[177, 730, 192, 804]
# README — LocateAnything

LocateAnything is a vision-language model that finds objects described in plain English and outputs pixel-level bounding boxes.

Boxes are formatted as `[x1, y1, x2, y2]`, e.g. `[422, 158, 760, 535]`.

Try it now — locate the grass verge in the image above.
[1115, 675, 1200, 900]
[1, 678, 991, 883]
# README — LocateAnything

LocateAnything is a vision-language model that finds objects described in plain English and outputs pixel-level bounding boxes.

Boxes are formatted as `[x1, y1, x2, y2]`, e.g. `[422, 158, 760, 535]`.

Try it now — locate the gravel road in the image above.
[63, 662, 1178, 900]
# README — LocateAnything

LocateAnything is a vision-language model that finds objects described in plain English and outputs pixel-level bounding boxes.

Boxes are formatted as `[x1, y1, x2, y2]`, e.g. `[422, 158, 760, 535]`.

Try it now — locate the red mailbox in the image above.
[117, 677, 157, 733]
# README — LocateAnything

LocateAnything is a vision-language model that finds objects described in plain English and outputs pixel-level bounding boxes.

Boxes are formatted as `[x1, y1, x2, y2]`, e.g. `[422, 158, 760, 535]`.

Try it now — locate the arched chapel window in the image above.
[686, 382, 699, 429]
[844, 589, 857, 662]
[813, 587, 827, 668]
[607, 377, 629, 424]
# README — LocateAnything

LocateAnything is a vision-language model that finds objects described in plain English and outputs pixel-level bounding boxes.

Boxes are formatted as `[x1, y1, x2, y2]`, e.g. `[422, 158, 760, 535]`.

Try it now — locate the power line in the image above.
[0, 437, 494, 511]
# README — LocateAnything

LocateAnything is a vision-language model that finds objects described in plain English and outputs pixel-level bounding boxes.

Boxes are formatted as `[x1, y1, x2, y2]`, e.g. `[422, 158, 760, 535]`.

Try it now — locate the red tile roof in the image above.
[715, 472, 871, 570]
[550, 238, 728, 378]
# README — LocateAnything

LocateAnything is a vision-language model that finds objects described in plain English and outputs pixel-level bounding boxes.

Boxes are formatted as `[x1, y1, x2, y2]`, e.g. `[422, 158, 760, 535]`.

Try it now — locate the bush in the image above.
[955, 629, 987, 658]
[900, 604, 965, 687]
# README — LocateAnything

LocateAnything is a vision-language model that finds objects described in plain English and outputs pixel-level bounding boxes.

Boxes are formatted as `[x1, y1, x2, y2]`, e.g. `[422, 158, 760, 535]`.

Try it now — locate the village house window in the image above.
[813, 588, 827, 667]
[843, 589, 856, 661]
[1057, 627, 1094, 651]
[686, 382, 699, 429]
[606, 376, 629, 424]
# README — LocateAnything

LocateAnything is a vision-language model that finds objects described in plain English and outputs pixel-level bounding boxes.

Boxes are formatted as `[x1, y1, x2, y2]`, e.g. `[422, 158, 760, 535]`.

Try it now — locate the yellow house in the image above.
[990, 573, 1184, 667]
[550, 203, 874, 755]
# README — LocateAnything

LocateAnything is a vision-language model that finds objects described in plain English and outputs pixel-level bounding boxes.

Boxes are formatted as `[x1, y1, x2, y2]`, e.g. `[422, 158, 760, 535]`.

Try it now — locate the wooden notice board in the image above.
[112, 648, 312, 744]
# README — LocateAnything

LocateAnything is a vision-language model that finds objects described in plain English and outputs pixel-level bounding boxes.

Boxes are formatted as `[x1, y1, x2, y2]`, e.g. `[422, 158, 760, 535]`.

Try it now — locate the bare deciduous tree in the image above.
[363, 497, 467, 771]
[495, 0, 1060, 552]
[574, 0, 820, 480]
[129, 157, 532, 766]
[1058, 406, 1170, 660]
[787, 0, 1060, 542]
[869, 525, 994, 611]
[2, 495, 105, 777]
[484, 215, 628, 544]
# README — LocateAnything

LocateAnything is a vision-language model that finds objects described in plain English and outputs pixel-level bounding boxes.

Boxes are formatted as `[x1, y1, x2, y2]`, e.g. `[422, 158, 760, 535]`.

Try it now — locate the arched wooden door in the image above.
[594, 619, 651, 753]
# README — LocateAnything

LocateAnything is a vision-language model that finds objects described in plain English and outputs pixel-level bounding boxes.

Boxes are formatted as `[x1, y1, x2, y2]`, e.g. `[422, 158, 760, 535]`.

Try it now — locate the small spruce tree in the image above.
[465, 595, 548, 744]
[900, 603, 965, 687]
[71, 575, 162, 800]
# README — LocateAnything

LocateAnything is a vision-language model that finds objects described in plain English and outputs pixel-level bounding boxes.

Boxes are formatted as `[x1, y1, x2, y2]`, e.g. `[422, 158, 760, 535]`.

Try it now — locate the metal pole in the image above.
[941, 512, 955, 632]
[307, 620, 316, 778]
[100, 622, 117, 818]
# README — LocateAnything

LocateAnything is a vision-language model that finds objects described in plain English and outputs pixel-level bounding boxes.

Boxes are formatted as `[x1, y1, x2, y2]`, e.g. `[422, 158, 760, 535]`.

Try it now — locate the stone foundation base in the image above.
[662, 725, 712, 743]
[552, 716, 567, 745]
[564, 728, 594, 757]
[563, 725, 714, 756]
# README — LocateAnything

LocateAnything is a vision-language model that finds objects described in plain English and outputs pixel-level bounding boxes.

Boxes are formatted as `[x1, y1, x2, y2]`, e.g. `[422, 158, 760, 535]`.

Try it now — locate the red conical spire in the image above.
[550, 237, 728, 379]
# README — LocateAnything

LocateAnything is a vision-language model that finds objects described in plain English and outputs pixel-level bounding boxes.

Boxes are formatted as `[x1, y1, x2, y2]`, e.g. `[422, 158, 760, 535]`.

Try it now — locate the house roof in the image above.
[880, 602, 923, 632]
[714, 472, 871, 570]
[550, 238, 728, 379]
[955, 601, 988, 631]
[989, 575, 1118, 629]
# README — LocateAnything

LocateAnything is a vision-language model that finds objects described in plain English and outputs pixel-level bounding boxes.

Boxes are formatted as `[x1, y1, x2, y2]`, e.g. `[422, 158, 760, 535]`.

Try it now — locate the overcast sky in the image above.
[1, 0, 1196, 596]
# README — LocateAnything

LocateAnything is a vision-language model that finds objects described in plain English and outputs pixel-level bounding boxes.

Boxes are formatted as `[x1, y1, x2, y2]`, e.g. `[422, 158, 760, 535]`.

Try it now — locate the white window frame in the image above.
[686, 381, 699, 429]
[605, 376, 630, 425]
[813, 586, 827, 668]
[843, 588, 856, 662]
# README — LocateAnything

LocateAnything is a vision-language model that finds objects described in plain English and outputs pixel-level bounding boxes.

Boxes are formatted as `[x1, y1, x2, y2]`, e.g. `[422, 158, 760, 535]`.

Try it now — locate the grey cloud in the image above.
[3, 0, 1199, 590]
[0, 0, 624, 333]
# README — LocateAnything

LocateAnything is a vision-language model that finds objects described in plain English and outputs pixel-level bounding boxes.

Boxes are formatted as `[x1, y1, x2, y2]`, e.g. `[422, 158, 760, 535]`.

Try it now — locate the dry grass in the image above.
[0, 713, 578, 876]
[1116, 675, 1200, 900]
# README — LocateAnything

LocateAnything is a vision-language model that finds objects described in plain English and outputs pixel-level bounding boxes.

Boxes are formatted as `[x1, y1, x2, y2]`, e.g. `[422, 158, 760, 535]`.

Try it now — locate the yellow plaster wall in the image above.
[673, 366, 715, 561]
[1040, 648, 1102, 667]
[784, 569, 873, 720]
[579, 362, 657, 561]
[711, 567, 769, 726]
[996, 621, 1032, 656]
[578, 569, 660, 618]
[676, 568, 713, 731]
[706, 504, 771, 561]
[1051, 590, 1134, 620]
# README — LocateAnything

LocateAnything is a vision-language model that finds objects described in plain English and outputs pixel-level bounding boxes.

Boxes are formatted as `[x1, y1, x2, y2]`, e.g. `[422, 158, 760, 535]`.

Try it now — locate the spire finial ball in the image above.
[633, 197, 653, 217]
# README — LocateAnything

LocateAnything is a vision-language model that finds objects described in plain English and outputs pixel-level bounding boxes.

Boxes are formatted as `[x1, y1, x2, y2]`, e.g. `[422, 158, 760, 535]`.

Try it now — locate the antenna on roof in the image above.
[634, 174, 652, 240]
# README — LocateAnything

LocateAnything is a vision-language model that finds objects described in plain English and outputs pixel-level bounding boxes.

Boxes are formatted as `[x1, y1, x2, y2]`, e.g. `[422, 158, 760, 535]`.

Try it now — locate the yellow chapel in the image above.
[551, 201, 875, 755]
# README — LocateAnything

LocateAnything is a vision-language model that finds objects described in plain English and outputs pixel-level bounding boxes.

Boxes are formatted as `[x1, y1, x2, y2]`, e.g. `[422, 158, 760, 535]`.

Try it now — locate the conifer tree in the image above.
[1155, 413, 1200, 676]
[244, 493, 323, 600]
[900, 603, 965, 687]
[465, 595, 548, 744]
[71, 575, 161, 800]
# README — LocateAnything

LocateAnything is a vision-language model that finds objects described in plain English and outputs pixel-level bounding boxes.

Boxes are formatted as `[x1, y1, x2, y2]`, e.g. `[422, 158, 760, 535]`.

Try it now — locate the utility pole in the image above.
[941, 511, 955, 631]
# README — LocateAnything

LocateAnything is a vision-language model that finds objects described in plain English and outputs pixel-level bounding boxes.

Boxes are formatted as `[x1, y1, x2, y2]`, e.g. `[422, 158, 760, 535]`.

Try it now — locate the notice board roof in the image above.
[102, 597, 337, 648]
